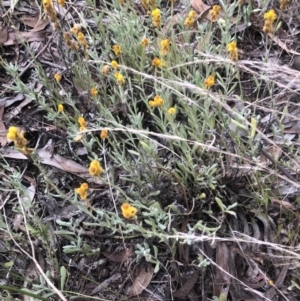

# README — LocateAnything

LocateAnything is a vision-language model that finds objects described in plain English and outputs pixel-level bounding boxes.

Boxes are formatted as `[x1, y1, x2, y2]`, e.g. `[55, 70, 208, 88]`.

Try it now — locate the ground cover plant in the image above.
[1, 0, 300, 300]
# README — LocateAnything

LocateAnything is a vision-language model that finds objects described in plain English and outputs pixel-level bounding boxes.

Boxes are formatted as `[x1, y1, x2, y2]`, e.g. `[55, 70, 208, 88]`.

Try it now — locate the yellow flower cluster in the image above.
[76, 183, 89, 200]
[210, 5, 221, 22]
[263, 9, 277, 33]
[151, 8, 161, 27]
[121, 203, 137, 219]
[168, 107, 176, 115]
[149, 95, 164, 108]
[43, 0, 56, 23]
[152, 57, 166, 68]
[114, 72, 125, 85]
[58, 104, 64, 112]
[184, 10, 196, 28]
[160, 39, 171, 55]
[63, 32, 79, 51]
[100, 129, 108, 140]
[70, 24, 82, 35]
[111, 60, 119, 69]
[7, 126, 27, 148]
[54, 73, 62, 82]
[78, 116, 87, 131]
[112, 45, 122, 56]
[77, 32, 88, 49]
[89, 160, 103, 176]
[227, 41, 238, 61]
[90, 88, 98, 97]
[102, 65, 110, 74]
[141, 37, 149, 48]
[204, 75, 215, 88]
[280, 0, 289, 10]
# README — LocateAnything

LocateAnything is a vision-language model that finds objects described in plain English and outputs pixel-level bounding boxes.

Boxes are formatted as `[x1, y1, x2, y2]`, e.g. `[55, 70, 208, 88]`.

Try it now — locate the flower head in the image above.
[78, 116, 87, 131]
[58, 104, 64, 112]
[141, 37, 149, 48]
[7, 126, 28, 148]
[112, 45, 122, 56]
[111, 60, 119, 69]
[76, 183, 89, 200]
[89, 160, 103, 176]
[263, 9, 277, 33]
[100, 128, 108, 140]
[184, 10, 196, 28]
[160, 39, 171, 56]
[204, 75, 215, 88]
[168, 107, 176, 115]
[114, 72, 125, 85]
[90, 87, 98, 97]
[227, 41, 238, 61]
[151, 8, 161, 27]
[121, 203, 137, 219]
[152, 57, 166, 68]
[70, 24, 82, 35]
[54, 73, 62, 82]
[43, 0, 56, 22]
[77, 32, 88, 48]
[149, 95, 164, 108]
[102, 65, 110, 75]
[210, 5, 221, 22]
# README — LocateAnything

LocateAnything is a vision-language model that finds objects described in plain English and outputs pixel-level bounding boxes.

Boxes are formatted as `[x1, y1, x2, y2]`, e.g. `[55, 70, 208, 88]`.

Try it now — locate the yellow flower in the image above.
[149, 95, 164, 108]
[152, 57, 166, 68]
[112, 45, 122, 56]
[184, 10, 196, 28]
[151, 8, 161, 27]
[43, 0, 56, 23]
[210, 5, 221, 22]
[77, 32, 88, 48]
[227, 41, 238, 61]
[90, 87, 98, 97]
[168, 107, 176, 115]
[141, 37, 149, 48]
[78, 116, 87, 131]
[100, 128, 108, 140]
[89, 160, 103, 176]
[76, 183, 89, 200]
[263, 9, 277, 33]
[114, 72, 125, 85]
[111, 60, 119, 69]
[204, 75, 215, 88]
[102, 65, 110, 75]
[280, 0, 289, 10]
[160, 39, 171, 56]
[70, 24, 82, 35]
[7, 126, 28, 148]
[58, 104, 64, 112]
[54, 73, 62, 82]
[121, 203, 137, 219]
[57, 0, 65, 7]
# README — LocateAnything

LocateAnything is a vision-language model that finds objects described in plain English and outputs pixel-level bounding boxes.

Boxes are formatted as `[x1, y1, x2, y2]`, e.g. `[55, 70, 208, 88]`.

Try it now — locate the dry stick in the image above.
[3, 191, 68, 301]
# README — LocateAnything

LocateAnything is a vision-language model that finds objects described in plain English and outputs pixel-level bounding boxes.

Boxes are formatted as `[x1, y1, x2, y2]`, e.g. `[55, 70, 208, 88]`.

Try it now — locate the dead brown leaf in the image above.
[0, 106, 6, 147]
[173, 272, 198, 298]
[0, 26, 9, 44]
[191, 0, 211, 21]
[4, 30, 47, 46]
[21, 15, 50, 32]
[102, 246, 134, 263]
[3, 83, 43, 121]
[269, 33, 300, 56]
[128, 263, 154, 297]
[214, 242, 231, 298]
